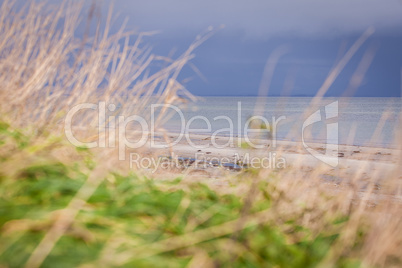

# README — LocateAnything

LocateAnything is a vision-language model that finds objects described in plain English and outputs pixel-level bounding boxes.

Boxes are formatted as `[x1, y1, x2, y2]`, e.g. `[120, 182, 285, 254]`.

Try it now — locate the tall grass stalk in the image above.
[0, 1, 401, 268]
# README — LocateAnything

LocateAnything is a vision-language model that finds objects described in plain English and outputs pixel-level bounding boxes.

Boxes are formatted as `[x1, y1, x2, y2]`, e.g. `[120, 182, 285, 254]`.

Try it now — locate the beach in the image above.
[128, 132, 400, 181]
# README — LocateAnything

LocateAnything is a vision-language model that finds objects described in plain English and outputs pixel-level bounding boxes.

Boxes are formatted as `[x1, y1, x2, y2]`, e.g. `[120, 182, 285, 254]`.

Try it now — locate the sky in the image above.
[103, 0, 402, 97]
[8, 0, 402, 97]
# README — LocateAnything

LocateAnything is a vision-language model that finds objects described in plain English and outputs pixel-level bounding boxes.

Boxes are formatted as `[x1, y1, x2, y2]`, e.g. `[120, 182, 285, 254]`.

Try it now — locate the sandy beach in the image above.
[126, 132, 400, 179]
[123, 132, 397, 205]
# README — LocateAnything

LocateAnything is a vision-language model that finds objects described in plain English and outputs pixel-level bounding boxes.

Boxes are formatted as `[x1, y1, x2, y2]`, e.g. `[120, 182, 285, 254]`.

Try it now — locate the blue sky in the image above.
[7, 0, 402, 97]
[105, 0, 402, 97]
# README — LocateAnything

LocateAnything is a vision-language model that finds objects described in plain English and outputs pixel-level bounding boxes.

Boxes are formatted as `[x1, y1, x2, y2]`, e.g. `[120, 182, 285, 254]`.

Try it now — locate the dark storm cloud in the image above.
[86, 1, 402, 97]
[113, 0, 402, 37]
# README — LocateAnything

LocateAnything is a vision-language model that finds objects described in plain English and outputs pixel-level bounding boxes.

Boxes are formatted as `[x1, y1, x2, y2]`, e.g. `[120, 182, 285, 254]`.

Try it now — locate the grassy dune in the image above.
[2, 122, 400, 268]
[0, 1, 401, 268]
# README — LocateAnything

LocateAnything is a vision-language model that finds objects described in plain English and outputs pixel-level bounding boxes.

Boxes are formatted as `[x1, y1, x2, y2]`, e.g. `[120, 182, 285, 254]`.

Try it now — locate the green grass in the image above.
[0, 1, 400, 267]
[0, 122, 369, 267]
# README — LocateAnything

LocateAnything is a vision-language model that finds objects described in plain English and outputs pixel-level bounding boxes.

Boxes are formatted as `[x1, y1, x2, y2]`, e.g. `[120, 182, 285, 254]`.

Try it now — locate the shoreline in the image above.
[156, 128, 401, 149]
[68, 127, 401, 184]
[130, 131, 401, 181]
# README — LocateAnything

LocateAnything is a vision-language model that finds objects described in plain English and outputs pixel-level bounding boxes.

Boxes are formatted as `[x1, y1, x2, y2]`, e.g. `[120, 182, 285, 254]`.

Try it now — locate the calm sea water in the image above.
[161, 97, 401, 148]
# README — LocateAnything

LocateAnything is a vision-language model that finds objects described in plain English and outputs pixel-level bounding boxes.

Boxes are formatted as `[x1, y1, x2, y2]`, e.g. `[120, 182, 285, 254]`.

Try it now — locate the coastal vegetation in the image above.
[0, 1, 401, 267]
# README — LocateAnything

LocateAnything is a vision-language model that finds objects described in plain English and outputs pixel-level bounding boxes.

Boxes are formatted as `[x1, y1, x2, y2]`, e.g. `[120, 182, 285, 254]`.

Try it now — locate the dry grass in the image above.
[0, 1, 401, 268]
[0, 0, 202, 135]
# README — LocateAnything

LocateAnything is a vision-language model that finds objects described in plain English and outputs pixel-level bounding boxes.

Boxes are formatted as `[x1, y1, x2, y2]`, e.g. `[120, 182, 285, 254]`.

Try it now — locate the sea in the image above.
[160, 97, 401, 148]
